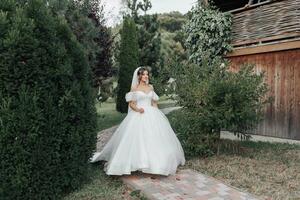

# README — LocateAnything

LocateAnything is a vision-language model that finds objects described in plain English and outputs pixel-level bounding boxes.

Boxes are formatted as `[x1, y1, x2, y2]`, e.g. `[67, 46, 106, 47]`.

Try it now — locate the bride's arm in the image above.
[128, 85, 143, 113]
[149, 84, 158, 108]
[129, 100, 141, 112]
[151, 100, 158, 108]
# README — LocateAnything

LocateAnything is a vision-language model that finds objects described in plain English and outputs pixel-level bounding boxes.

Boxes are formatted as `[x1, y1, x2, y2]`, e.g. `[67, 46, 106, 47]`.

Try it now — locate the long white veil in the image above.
[131, 67, 141, 89]
[128, 67, 141, 113]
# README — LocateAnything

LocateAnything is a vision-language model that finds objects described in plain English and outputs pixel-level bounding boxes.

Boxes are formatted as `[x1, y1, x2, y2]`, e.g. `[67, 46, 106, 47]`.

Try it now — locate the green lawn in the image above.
[63, 163, 127, 200]
[96, 101, 127, 132]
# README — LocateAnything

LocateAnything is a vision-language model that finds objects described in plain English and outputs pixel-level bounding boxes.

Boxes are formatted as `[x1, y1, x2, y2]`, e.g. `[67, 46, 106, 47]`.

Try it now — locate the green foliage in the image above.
[166, 2, 271, 156]
[126, 0, 152, 19]
[170, 57, 270, 155]
[174, 58, 269, 134]
[158, 12, 187, 60]
[168, 109, 216, 157]
[116, 17, 139, 113]
[184, 4, 232, 64]
[126, 0, 141, 20]
[65, 0, 99, 70]
[0, 0, 97, 199]
[125, 0, 161, 78]
[153, 12, 188, 94]
[138, 0, 152, 15]
[221, 65, 271, 136]
[150, 55, 178, 96]
[136, 14, 161, 77]
[65, 0, 114, 99]
[159, 11, 187, 33]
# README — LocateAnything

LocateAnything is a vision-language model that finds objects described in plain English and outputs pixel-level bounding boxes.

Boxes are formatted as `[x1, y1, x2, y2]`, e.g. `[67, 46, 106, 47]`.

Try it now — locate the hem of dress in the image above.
[104, 162, 185, 176]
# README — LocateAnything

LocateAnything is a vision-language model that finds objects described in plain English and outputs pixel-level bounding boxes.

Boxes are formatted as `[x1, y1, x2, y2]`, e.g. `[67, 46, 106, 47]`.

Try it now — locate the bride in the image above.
[89, 66, 185, 176]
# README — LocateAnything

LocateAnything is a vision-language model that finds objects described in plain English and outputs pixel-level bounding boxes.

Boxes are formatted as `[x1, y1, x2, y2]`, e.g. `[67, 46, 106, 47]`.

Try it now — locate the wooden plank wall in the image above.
[229, 49, 300, 140]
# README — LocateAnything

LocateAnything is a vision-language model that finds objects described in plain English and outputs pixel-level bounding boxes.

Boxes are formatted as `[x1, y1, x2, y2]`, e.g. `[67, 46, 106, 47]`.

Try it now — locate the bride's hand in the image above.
[138, 108, 144, 113]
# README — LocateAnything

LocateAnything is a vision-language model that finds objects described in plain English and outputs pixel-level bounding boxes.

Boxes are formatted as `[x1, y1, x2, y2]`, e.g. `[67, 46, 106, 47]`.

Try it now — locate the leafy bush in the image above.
[170, 57, 270, 156]
[168, 109, 216, 157]
[184, 3, 232, 64]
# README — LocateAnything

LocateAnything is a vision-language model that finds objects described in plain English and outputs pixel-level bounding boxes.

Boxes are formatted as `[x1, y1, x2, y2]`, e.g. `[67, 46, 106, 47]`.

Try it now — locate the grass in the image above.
[181, 139, 300, 200]
[96, 101, 127, 132]
[63, 163, 127, 200]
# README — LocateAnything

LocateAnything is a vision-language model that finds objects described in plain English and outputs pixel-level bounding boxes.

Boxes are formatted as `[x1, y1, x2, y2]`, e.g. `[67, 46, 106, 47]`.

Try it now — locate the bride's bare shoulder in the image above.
[149, 84, 154, 90]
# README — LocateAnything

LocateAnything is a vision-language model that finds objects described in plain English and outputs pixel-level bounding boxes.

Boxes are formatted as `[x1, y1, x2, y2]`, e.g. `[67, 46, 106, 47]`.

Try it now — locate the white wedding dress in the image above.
[89, 89, 185, 176]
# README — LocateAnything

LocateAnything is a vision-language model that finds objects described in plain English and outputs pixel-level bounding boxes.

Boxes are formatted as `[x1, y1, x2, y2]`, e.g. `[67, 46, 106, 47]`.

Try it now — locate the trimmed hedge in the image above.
[0, 0, 97, 199]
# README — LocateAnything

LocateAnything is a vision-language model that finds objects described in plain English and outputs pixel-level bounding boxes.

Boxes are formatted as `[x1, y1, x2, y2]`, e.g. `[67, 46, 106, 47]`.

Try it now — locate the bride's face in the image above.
[140, 70, 149, 83]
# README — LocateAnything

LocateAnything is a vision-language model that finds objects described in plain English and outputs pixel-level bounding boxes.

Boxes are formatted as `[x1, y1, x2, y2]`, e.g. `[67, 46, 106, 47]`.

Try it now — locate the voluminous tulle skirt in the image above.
[89, 105, 185, 176]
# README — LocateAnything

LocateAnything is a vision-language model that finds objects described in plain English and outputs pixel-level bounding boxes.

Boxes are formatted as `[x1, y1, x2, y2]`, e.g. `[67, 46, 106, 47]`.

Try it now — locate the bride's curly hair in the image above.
[137, 66, 151, 84]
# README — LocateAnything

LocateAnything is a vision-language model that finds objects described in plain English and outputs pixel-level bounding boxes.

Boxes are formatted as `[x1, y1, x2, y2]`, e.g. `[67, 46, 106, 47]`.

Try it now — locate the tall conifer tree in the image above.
[116, 16, 139, 113]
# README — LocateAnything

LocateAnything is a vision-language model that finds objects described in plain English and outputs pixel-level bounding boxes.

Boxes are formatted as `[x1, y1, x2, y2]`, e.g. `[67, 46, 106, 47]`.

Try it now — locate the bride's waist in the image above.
[137, 104, 153, 108]
[136, 102, 152, 106]
[136, 104, 153, 108]
[130, 105, 159, 113]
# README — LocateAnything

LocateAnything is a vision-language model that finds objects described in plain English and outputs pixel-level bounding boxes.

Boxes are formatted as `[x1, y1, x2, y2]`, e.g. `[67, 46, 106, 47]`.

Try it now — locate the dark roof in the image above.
[213, 0, 249, 12]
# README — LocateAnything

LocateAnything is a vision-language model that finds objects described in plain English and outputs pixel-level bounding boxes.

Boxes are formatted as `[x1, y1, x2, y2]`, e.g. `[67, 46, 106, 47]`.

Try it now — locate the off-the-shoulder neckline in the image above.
[132, 90, 153, 95]
[134, 90, 153, 95]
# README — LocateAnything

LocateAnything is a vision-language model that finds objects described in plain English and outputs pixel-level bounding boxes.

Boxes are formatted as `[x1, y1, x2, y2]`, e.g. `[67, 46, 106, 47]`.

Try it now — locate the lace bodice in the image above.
[125, 90, 159, 108]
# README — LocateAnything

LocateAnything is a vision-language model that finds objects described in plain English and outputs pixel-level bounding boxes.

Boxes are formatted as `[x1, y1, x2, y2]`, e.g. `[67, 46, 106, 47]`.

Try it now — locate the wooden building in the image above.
[215, 0, 300, 140]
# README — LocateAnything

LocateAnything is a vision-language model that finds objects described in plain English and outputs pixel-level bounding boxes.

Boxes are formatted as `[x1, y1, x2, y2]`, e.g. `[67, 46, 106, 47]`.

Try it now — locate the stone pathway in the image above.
[121, 169, 260, 200]
[95, 107, 261, 200]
